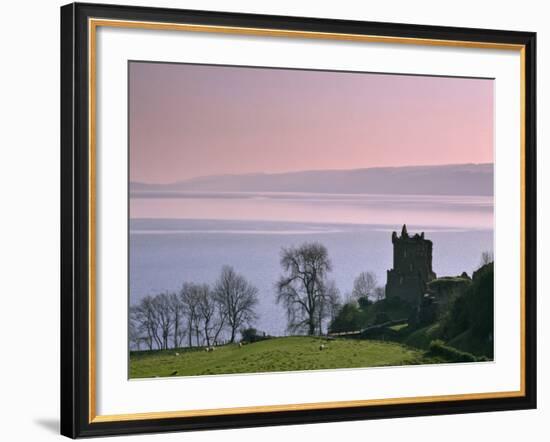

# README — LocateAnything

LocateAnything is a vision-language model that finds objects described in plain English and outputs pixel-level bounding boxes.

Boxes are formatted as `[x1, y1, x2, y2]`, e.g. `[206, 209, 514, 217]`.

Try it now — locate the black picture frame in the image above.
[61, 2, 537, 438]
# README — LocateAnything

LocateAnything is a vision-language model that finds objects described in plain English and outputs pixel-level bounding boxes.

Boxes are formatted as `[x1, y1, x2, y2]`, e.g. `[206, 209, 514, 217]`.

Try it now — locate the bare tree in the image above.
[214, 266, 259, 343]
[374, 286, 385, 302]
[352, 271, 378, 301]
[129, 309, 145, 350]
[180, 282, 203, 347]
[131, 296, 162, 350]
[210, 299, 227, 345]
[151, 293, 175, 350]
[276, 242, 333, 336]
[168, 292, 186, 349]
[196, 284, 225, 347]
[316, 279, 341, 335]
[144, 296, 163, 349]
[480, 250, 494, 267]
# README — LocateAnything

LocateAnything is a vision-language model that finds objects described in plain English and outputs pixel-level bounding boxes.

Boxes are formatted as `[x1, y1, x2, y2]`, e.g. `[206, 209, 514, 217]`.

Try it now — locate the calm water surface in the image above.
[130, 192, 493, 336]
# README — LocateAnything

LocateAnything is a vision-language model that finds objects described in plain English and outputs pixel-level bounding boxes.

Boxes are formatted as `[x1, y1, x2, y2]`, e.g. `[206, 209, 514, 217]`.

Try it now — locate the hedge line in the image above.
[428, 339, 486, 363]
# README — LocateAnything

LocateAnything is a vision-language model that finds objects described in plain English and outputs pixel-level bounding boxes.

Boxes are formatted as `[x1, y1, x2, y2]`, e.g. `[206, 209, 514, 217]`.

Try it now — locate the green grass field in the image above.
[388, 323, 409, 332]
[130, 336, 433, 378]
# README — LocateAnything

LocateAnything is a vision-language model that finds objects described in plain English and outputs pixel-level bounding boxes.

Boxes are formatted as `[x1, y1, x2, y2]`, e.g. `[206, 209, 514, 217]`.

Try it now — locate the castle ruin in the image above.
[385, 225, 436, 306]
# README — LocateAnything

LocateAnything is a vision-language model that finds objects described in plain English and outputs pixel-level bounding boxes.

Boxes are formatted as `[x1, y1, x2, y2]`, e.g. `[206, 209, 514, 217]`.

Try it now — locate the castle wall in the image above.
[427, 276, 472, 312]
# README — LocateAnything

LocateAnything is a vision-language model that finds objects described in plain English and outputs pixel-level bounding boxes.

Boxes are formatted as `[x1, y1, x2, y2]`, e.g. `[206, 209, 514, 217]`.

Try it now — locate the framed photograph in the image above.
[60, 2, 537, 438]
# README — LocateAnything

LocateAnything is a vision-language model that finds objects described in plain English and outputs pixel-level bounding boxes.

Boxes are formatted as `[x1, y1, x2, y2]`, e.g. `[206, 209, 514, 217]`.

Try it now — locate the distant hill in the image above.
[131, 163, 493, 196]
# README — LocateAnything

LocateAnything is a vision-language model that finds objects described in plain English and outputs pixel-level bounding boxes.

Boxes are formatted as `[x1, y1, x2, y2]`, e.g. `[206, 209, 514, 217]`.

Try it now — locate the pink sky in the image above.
[129, 62, 493, 184]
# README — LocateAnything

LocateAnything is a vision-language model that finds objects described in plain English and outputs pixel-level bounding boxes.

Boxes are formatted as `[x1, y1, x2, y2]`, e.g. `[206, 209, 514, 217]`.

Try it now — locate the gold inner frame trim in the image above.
[91, 390, 524, 423]
[88, 17, 527, 424]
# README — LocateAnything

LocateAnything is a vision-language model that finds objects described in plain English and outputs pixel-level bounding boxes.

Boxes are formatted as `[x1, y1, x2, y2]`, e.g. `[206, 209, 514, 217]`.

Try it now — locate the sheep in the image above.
[319, 344, 326, 351]
[174, 352, 179, 356]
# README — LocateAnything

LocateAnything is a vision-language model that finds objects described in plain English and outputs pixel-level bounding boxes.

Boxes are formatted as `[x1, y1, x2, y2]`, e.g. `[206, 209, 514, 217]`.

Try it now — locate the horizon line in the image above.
[131, 162, 494, 186]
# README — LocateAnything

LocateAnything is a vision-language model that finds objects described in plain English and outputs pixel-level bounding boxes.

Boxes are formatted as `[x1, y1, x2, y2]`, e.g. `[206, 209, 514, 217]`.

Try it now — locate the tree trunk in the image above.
[204, 324, 211, 347]
[173, 318, 179, 349]
[308, 321, 315, 336]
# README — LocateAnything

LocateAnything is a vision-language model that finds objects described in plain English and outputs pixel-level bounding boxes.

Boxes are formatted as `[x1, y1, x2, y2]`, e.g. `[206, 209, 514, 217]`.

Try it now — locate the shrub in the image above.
[374, 312, 390, 325]
[329, 302, 363, 333]
[240, 328, 271, 343]
[357, 296, 372, 310]
[438, 263, 494, 358]
[428, 340, 477, 363]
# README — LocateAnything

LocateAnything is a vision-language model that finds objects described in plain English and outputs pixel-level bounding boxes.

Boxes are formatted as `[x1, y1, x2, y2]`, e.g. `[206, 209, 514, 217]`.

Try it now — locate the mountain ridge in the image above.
[131, 163, 493, 196]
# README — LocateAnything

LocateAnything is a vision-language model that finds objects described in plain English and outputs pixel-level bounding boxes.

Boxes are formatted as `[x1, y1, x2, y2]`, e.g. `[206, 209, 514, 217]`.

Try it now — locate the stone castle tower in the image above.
[385, 225, 436, 305]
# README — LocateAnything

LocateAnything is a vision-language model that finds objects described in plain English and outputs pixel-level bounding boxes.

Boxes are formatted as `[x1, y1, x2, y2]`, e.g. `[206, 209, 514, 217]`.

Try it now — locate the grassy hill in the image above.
[130, 336, 432, 378]
[402, 323, 442, 350]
